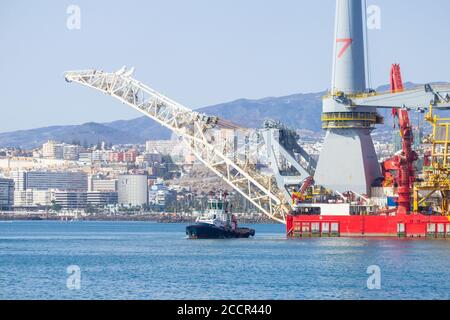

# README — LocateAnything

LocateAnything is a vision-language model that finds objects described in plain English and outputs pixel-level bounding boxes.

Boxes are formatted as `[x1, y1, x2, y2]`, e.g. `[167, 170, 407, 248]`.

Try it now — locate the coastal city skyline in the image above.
[0, 132, 280, 218]
[0, 127, 403, 218]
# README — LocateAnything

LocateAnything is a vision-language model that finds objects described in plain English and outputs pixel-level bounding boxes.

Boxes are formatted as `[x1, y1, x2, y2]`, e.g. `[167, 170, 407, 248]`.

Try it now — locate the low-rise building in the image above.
[63, 145, 80, 161]
[0, 178, 14, 210]
[54, 191, 87, 210]
[92, 150, 111, 162]
[148, 181, 176, 209]
[109, 152, 124, 163]
[78, 152, 92, 164]
[123, 150, 137, 163]
[32, 190, 53, 206]
[14, 189, 52, 207]
[86, 191, 118, 208]
[43, 140, 64, 160]
[136, 152, 163, 166]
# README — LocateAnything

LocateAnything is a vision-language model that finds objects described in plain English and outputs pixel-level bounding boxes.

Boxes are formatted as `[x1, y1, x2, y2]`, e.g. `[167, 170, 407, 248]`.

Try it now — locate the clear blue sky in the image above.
[1, 0, 449, 132]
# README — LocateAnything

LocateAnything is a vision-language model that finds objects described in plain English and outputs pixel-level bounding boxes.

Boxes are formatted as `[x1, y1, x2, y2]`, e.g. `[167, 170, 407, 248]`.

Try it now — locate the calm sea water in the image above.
[0, 221, 448, 300]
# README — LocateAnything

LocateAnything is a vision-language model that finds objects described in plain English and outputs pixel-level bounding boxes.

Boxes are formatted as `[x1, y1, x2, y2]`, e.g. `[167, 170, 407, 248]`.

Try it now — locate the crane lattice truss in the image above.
[64, 68, 294, 224]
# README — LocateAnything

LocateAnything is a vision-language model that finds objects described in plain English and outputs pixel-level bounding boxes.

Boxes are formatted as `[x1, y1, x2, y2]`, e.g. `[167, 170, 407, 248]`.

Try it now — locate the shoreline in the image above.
[0, 214, 279, 224]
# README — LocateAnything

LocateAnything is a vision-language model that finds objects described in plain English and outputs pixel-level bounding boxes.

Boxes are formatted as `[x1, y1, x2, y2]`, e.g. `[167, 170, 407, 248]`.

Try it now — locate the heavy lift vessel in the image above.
[288, 64, 450, 238]
[64, 0, 450, 239]
[287, 0, 450, 238]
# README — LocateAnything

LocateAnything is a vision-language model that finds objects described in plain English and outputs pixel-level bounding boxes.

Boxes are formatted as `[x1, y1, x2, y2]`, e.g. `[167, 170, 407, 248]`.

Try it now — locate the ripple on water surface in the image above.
[0, 221, 448, 299]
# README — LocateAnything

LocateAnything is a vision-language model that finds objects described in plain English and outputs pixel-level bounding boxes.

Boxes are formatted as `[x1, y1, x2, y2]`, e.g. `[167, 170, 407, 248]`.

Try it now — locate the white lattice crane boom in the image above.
[64, 67, 290, 224]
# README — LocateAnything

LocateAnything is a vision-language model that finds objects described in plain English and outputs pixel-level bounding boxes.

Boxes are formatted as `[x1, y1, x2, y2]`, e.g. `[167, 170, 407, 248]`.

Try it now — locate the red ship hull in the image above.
[287, 214, 450, 238]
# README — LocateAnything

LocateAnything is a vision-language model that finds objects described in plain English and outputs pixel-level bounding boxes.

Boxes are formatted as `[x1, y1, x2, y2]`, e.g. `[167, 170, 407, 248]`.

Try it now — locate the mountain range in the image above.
[0, 82, 445, 149]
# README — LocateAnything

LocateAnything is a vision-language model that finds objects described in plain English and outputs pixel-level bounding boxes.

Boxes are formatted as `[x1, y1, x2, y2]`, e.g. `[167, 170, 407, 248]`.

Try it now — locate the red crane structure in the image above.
[381, 64, 418, 214]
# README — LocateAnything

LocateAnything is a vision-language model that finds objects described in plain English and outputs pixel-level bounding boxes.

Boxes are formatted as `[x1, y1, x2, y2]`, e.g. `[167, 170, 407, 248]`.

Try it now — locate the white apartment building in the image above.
[88, 176, 118, 192]
[63, 145, 80, 161]
[14, 189, 53, 207]
[42, 140, 63, 160]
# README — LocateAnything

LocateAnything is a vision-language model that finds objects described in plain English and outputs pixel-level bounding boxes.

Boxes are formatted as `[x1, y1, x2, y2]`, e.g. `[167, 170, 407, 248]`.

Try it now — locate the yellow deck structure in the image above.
[413, 106, 450, 215]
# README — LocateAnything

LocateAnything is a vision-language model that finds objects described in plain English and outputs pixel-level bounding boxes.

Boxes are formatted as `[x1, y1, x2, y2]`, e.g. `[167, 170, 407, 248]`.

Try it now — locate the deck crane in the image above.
[64, 66, 450, 225]
[381, 64, 418, 214]
[64, 67, 312, 224]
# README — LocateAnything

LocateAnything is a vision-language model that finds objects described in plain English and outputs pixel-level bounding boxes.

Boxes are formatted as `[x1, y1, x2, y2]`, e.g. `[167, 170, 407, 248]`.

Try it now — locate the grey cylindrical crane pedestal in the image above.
[314, 0, 382, 195]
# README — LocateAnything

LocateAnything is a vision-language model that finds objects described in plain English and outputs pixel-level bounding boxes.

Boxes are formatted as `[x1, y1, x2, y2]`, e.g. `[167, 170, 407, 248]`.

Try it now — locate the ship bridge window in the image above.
[350, 206, 368, 216]
[295, 207, 321, 215]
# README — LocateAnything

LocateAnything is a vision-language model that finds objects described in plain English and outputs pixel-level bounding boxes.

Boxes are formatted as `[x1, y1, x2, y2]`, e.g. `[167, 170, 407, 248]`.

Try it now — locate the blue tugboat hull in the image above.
[186, 223, 255, 239]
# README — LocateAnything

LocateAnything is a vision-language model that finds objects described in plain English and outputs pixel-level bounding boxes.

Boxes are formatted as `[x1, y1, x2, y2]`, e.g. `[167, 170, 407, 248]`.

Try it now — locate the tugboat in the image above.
[186, 193, 255, 239]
